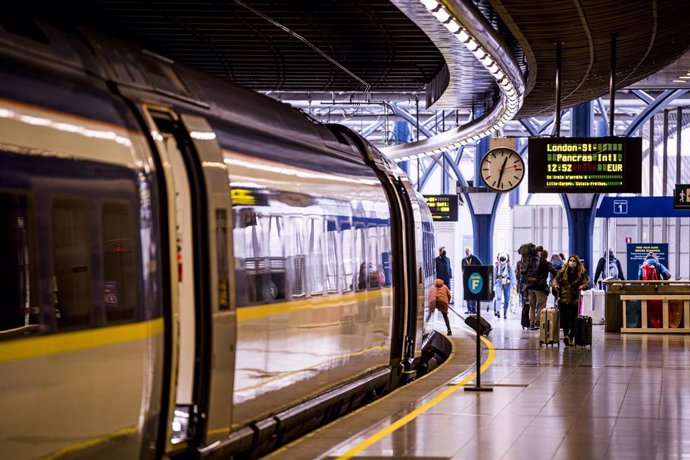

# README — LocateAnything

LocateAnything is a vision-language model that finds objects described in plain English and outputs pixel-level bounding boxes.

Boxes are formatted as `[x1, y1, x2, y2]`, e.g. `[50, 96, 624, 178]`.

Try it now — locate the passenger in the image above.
[493, 254, 516, 319]
[552, 255, 590, 346]
[525, 245, 558, 329]
[638, 252, 671, 280]
[358, 262, 367, 290]
[426, 278, 452, 335]
[594, 249, 625, 289]
[435, 246, 452, 292]
[462, 246, 482, 314]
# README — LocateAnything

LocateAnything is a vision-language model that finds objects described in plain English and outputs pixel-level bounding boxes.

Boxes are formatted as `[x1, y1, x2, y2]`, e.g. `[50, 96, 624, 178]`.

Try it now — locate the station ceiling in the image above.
[29, 0, 690, 117]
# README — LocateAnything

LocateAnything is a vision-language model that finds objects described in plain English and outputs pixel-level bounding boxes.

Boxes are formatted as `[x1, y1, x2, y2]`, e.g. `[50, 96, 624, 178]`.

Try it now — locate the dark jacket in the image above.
[462, 254, 482, 269]
[526, 259, 558, 292]
[594, 256, 625, 284]
[553, 268, 590, 304]
[435, 255, 452, 286]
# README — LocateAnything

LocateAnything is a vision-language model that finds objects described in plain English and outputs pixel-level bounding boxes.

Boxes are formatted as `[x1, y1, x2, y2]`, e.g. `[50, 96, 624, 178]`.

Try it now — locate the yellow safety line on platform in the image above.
[41, 426, 138, 460]
[0, 318, 164, 363]
[336, 335, 496, 460]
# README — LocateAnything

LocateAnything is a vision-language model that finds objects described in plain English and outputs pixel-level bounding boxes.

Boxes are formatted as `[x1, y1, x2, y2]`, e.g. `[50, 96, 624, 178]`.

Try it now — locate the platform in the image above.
[268, 311, 690, 460]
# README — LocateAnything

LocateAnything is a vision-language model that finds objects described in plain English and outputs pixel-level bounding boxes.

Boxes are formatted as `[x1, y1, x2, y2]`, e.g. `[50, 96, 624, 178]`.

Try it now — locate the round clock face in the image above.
[480, 147, 525, 192]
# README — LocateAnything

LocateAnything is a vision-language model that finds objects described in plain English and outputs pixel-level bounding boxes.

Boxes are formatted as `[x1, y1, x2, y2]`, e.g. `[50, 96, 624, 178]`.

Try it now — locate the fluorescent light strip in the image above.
[382, 0, 525, 162]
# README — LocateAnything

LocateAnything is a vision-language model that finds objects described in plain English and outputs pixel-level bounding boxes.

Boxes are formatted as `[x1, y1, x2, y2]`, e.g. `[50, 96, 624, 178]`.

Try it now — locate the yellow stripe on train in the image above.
[237, 288, 393, 321]
[0, 318, 164, 364]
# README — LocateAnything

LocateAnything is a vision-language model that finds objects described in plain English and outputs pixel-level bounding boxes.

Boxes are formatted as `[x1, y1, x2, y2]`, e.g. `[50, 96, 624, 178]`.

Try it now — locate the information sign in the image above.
[462, 265, 494, 301]
[424, 195, 459, 221]
[673, 184, 690, 209]
[626, 243, 669, 281]
[528, 137, 642, 193]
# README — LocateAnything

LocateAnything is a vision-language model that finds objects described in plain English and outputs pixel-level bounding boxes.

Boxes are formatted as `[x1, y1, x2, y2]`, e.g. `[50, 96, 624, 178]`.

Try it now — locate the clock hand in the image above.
[497, 156, 509, 187]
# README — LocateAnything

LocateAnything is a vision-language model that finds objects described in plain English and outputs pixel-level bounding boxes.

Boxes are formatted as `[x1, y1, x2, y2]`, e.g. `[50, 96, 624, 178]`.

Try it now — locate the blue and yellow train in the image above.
[0, 19, 438, 459]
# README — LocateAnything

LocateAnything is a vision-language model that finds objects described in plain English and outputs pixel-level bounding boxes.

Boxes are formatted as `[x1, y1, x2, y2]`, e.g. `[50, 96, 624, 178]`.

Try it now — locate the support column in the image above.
[563, 102, 597, 271]
[563, 194, 598, 271]
[465, 192, 500, 267]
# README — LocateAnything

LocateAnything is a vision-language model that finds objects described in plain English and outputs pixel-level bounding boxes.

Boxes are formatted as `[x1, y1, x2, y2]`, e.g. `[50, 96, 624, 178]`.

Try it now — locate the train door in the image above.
[133, 104, 235, 455]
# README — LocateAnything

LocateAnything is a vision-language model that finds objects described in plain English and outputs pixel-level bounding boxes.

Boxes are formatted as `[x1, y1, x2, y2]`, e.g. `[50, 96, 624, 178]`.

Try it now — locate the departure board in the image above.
[425, 195, 458, 221]
[528, 137, 642, 193]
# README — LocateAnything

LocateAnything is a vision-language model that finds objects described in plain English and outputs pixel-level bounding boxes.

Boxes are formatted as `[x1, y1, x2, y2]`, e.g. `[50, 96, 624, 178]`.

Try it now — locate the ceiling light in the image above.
[457, 29, 470, 42]
[432, 7, 450, 22]
[420, 0, 438, 10]
[444, 19, 462, 34]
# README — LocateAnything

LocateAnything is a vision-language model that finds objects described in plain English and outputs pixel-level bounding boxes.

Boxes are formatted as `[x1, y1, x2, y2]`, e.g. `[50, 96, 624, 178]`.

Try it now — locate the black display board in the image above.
[424, 195, 459, 221]
[528, 137, 642, 193]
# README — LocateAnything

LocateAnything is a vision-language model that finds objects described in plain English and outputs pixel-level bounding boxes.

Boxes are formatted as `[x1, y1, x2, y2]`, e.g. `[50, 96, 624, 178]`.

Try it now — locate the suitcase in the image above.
[574, 315, 592, 347]
[521, 303, 531, 329]
[647, 299, 663, 328]
[539, 307, 559, 346]
[464, 314, 492, 336]
[580, 290, 605, 325]
[626, 300, 641, 328]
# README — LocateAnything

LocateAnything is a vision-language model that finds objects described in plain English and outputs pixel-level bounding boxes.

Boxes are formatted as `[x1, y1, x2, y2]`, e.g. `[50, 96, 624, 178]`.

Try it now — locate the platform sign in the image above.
[462, 265, 493, 301]
[528, 137, 642, 193]
[596, 197, 689, 218]
[674, 184, 690, 209]
[424, 194, 458, 221]
[626, 243, 669, 281]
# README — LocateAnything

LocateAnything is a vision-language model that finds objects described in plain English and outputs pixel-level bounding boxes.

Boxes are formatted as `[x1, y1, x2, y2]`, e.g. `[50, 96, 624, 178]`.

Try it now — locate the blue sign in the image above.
[597, 197, 689, 218]
[468, 273, 484, 294]
[626, 243, 669, 280]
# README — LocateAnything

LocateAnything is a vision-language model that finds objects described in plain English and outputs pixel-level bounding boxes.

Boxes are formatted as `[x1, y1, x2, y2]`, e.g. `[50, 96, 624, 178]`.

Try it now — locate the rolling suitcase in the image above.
[521, 303, 531, 329]
[574, 315, 592, 347]
[464, 314, 492, 336]
[539, 307, 559, 346]
[647, 299, 663, 328]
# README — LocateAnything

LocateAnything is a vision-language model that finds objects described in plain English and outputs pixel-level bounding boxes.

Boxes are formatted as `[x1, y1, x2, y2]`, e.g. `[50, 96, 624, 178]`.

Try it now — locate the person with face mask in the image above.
[494, 254, 516, 319]
[552, 255, 590, 346]
[435, 246, 452, 292]
[462, 246, 482, 314]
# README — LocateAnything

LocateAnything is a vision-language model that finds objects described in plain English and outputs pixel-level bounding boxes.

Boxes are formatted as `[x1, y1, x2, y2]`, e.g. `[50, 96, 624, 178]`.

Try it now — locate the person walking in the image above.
[435, 246, 452, 292]
[594, 249, 625, 289]
[524, 245, 558, 329]
[427, 279, 453, 335]
[494, 254, 516, 319]
[552, 255, 590, 346]
[462, 246, 482, 314]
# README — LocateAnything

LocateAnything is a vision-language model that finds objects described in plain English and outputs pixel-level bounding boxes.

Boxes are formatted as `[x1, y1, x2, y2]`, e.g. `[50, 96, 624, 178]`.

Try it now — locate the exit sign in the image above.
[674, 184, 690, 209]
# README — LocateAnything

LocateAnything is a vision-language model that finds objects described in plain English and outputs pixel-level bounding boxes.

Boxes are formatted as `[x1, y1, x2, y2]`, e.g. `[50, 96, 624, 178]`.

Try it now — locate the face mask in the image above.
[465, 251, 471, 257]
[568, 261, 577, 269]
[499, 257, 506, 263]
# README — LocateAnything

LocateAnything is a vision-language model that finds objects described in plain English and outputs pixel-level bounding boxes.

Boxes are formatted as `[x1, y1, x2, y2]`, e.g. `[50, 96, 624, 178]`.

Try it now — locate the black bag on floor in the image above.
[521, 303, 531, 329]
[465, 314, 492, 336]
[574, 315, 592, 347]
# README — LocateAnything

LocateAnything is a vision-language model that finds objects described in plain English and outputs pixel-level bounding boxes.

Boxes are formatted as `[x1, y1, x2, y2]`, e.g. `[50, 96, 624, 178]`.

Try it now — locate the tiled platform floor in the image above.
[269, 310, 690, 460]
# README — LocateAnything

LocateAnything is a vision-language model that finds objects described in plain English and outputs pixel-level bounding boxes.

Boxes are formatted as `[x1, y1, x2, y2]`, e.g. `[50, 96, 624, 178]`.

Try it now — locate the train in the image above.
[0, 19, 443, 459]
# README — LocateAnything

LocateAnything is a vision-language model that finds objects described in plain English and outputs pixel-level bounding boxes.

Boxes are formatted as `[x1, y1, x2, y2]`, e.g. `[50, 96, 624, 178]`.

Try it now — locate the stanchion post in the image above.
[463, 266, 494, 392]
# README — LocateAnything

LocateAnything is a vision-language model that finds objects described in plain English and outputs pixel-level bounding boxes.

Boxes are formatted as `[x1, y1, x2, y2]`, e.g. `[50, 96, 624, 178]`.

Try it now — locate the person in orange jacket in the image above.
[427, 278, 452, 335]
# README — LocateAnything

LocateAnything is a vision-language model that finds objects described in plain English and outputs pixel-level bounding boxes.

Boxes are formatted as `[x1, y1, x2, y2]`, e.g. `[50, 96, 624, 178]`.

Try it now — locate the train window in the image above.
[325, 220, 338, 293]
[354, 225, 365, 291]
[0, 192, 39, 335]
[366, 226, 381, 289]
[341, 224, 353, 293]
[102, 202, 136, 323]
[289, 217, 306, 298]
[52, 199, 91, 328]
[307, 217, 324, 295]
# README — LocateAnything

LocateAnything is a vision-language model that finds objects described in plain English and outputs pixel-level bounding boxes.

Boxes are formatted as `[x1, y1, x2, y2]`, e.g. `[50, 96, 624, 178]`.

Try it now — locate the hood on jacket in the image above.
[435, 278, 445, 287]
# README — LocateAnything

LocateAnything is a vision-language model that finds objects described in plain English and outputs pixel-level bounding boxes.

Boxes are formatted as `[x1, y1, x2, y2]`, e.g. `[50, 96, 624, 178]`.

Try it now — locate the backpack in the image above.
[641, 263, 658, 281]
[608, 260, 619, 279]
[520, 254, 541, 286]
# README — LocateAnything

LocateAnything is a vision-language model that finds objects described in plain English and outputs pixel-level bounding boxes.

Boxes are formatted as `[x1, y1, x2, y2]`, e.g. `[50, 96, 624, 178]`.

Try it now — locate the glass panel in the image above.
[0, 193, 38, 333]
[325, 220, 338, 292]
[53, 199, 91, 328]
[102, 202, 136, 322]
[308, 218, 324, 295]
[366, 226, 381, 289]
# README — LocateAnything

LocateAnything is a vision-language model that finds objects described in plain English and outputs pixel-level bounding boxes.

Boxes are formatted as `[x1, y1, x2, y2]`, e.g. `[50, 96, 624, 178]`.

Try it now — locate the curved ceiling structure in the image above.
[16, 0, 690, 138]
